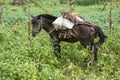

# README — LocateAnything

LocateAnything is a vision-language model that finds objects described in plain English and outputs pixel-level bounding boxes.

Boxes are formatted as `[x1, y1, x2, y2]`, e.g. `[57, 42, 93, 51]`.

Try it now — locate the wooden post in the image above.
[0, 8, 2, 27]
[109, 0, 113, 33]
[27, 1, 32, 43]
[0, 0, 3, 30]
[21, 0, 32, 43]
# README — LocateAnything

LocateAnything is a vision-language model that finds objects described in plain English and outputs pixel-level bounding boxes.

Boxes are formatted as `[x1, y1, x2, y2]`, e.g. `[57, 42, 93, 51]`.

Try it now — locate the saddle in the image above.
[58, 31, 72, 39]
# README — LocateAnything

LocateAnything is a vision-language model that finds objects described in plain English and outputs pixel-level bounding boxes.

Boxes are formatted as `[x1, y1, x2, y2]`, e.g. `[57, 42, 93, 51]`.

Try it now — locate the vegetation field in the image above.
[0, 0, 120, 80]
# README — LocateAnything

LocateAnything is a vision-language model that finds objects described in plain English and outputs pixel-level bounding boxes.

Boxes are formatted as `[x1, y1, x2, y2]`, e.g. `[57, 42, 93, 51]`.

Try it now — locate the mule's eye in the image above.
[31, 21, 33, 24]
[32, 21, 35, 24]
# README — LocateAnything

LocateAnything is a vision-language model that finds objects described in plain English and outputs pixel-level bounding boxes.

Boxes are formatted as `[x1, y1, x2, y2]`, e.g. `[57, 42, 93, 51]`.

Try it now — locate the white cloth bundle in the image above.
[75, 16, 84, 22]
[52, 16, 74, 30]
[52, 16, 84, 30]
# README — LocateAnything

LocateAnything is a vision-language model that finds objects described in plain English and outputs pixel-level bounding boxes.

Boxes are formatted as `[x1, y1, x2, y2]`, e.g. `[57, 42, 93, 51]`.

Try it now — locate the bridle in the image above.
[37, 18, 43, 30]
[31, 18, 43, 35]
[34, 16, 56, 35]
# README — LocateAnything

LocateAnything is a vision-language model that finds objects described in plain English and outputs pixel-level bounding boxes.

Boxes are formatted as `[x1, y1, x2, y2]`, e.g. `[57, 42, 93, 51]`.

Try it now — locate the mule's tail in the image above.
[95, 26, 107, 45]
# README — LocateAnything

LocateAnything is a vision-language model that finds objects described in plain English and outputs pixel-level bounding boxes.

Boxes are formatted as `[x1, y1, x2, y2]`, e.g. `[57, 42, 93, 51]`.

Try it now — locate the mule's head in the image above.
[31, 15, 43, 37]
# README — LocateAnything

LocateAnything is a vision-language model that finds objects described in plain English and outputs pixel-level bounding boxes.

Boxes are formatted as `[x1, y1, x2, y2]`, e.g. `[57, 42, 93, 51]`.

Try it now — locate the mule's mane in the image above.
[39, 14, 57, 21]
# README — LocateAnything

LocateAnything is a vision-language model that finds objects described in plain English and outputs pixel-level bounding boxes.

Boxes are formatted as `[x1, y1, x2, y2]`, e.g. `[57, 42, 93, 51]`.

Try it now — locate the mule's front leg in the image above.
[53, 38, 61, 58]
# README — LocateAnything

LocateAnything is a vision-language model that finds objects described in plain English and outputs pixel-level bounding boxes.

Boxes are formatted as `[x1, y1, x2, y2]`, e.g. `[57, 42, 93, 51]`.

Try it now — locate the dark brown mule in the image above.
[31, 14, 106, 61]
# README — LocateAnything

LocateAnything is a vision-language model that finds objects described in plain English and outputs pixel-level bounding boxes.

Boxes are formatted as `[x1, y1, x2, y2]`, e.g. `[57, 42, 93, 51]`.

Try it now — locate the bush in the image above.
[74, 0, 110, 6]
[60, 0, 110, 6]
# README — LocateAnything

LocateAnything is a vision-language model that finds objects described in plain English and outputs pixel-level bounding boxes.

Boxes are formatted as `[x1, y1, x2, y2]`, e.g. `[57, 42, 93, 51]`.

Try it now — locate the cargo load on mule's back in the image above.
[52, 11, 95, 30]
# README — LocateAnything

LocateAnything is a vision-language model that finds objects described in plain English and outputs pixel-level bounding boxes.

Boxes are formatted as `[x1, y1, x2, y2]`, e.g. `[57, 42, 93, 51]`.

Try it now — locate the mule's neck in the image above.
[42, 18, 55, 34]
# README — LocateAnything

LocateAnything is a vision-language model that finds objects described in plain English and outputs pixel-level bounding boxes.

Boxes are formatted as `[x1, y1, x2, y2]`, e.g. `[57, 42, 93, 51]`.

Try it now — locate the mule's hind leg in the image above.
[52, 37, 61, 58]
[90, 40, 98, 61]
[93, 45, 98, 61]
[80, 40, 98, 61]
[79, 40, 90, 61]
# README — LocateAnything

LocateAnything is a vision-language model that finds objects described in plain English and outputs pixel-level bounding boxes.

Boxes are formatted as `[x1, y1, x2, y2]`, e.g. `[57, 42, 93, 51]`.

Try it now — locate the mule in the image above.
[31, 14, 106, 61]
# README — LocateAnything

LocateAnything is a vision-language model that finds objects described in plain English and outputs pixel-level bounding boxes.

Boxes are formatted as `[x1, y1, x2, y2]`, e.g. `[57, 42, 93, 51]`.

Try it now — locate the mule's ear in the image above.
[31, 15, 34, 18]
[37, 15, 41, 19]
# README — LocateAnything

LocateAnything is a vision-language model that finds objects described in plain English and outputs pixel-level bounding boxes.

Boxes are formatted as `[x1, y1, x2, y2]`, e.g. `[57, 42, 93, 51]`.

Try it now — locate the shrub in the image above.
[59, 0, 110, 6]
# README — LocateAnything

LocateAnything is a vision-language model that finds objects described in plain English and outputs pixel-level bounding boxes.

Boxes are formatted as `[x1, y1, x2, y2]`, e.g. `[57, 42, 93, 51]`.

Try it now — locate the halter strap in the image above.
[38, 19, 43, 29]
[48, 28, 55, 34]
[37, 17, 55, 34]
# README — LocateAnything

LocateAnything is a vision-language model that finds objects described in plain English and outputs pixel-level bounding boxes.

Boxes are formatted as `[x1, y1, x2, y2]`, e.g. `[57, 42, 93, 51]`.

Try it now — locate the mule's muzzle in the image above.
[32, 33, 36, 37]
[32, 31, 39, 37]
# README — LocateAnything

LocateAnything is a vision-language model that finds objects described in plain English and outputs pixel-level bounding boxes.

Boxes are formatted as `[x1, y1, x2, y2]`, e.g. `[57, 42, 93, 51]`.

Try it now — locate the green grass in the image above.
[0, 1, 120, 80]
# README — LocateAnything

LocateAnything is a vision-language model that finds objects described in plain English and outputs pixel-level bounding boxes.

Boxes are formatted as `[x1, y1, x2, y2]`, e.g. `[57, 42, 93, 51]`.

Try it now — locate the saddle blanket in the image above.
[52, 16, 84, 30]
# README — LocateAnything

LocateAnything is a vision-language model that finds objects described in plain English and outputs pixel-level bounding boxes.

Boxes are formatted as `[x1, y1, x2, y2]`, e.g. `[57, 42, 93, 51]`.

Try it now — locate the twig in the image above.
[102, 2, 107, 11]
